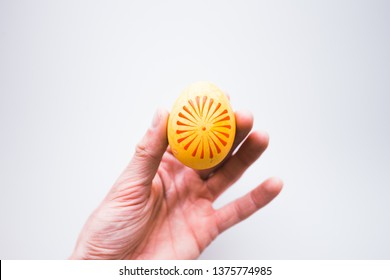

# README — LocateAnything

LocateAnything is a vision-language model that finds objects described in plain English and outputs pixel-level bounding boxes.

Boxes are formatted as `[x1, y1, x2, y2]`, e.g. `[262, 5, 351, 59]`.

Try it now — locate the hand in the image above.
[70, 109, 283, 259]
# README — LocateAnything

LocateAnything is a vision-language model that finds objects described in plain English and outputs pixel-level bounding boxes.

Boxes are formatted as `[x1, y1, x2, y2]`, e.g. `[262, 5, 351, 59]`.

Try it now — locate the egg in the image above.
[167, 81, 236, 170]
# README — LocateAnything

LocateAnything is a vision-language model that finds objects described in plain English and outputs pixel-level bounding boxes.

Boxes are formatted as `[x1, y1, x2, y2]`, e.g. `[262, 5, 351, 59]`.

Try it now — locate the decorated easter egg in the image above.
[167, 82, 236, 170]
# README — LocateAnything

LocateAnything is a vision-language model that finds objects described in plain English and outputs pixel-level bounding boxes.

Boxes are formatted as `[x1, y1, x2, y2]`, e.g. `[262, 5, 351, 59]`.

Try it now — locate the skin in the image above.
[69, 109, 283, 259]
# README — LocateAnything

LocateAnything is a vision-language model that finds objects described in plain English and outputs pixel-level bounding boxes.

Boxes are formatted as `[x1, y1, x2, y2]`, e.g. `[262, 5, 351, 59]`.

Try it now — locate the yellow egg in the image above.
[167, 82, 236, 170]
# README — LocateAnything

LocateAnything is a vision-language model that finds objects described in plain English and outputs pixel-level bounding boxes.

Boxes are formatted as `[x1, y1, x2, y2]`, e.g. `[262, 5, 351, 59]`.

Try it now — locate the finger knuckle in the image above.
[135, 140, 159, 162]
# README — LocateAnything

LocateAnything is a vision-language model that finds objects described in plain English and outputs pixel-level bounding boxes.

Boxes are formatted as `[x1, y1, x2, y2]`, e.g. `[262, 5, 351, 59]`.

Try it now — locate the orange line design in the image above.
[214, 130, 230, 138]
[200, 139, 204, 159]
[201, 96, 207, 118]
[178, 132, 195, 143]
[183, 106, 197, 120]
[175, 93, 234, 161]
[204, 98, 214, 121]
[208, 138, 214, 158]
[213, 115, 230, 124]
[214, 124, 231, 129]
[195, 96, 201, 117]
[176, 121, 194, 127]
[176, 129, 196, 134]
[212, 131, 227, 146]
[192, 140, 200, 157]
[184, 135, 197, 150]
[178, 112, 197, 125]
[210, 109, 228, 122]
[207, 102, 221, 122]
[188, 100, 200, 119]
[210, 137, 222, 153]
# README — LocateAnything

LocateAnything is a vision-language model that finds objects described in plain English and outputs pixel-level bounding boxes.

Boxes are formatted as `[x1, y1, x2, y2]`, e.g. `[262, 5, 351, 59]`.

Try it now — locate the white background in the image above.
[1, 0, 389, 259]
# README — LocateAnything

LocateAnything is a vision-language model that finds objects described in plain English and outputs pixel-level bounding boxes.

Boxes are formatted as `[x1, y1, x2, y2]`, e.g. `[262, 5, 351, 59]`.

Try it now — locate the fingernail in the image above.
[152, 109, 160, 128]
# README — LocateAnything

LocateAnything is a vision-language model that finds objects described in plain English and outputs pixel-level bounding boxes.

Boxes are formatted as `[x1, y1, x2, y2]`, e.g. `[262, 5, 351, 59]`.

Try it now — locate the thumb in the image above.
[123, 108, 169, 186]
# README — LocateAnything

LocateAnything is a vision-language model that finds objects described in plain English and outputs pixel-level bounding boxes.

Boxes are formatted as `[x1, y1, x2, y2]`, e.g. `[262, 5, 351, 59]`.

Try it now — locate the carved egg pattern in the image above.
[167, 82, 236, 170]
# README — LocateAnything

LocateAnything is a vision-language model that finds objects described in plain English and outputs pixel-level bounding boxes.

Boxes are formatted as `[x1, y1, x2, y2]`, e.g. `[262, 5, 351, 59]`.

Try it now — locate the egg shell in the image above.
[167, 81, 236, 170]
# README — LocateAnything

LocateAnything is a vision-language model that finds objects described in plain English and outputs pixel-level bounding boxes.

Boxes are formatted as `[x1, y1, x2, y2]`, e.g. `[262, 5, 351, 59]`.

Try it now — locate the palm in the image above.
[127, 152, 220, 259]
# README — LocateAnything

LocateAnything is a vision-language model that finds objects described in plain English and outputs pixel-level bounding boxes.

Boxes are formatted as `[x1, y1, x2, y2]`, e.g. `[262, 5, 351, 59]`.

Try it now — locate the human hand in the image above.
[70, 109, 283, 259]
